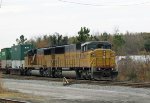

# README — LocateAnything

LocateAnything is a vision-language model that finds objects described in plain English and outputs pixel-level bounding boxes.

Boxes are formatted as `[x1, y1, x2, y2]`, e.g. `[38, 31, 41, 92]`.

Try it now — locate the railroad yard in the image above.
[0, 0, 150, 103]
[0, 74, 150, 103]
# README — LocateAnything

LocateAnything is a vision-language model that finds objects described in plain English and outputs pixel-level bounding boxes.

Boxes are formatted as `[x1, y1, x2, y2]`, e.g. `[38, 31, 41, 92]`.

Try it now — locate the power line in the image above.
[58, 0, 150, 7]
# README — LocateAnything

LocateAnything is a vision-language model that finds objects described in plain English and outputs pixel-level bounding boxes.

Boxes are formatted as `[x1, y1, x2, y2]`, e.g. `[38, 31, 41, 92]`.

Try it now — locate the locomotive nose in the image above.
[90, 49, 116, 70]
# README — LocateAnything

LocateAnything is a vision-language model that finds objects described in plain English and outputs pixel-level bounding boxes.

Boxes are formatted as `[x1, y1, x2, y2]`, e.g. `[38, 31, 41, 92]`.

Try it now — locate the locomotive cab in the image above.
[81, 41, 111, 52]
[81, 41, 118, 79]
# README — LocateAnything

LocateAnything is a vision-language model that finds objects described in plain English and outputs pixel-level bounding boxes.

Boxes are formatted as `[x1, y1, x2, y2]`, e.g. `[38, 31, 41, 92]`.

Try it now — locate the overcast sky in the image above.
[0, 0, 150, 49]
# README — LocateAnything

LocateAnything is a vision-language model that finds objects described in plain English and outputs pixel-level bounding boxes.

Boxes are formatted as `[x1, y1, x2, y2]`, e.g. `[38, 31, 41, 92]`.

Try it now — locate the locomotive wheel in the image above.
[81, 70, 90, 80]
[75, 70, 82, 80]
[26, 69, 31, 76]
[54, 68, 62, 78]
[81, 71, 86, 79]
[43, 70, 47, 77]
[20, 69, 25, 76]
[43, 69, 51, 77]
[87, 72, 92, 80]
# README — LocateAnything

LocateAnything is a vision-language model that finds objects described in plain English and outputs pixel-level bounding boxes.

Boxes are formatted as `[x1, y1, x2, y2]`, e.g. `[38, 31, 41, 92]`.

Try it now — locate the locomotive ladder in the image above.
[90, 58, 96, 79]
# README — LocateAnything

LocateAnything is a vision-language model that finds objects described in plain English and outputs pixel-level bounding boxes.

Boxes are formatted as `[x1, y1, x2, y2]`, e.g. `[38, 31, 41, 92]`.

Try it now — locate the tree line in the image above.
[16, 27, 150, 56]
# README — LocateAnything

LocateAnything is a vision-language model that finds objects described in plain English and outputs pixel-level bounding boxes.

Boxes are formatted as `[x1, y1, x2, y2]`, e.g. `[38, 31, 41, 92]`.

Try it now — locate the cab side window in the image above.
[81, 45, 87, 52]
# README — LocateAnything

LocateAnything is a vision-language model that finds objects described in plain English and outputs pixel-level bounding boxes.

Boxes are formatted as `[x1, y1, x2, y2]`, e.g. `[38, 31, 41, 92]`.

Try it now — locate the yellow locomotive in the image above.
[24, 41, 118, 80]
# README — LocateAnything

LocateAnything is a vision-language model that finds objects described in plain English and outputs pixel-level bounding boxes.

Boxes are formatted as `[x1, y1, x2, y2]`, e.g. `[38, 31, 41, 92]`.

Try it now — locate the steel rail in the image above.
[1, 74, 150, 88]
[0, 98, 30, 103]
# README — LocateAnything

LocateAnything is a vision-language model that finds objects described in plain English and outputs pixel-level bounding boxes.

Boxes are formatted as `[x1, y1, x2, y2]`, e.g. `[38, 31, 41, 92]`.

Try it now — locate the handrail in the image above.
[90, 58, 96, 79]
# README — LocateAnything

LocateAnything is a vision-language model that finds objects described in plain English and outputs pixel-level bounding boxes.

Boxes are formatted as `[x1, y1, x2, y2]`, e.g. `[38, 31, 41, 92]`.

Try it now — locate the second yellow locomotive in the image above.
[24, 41, 118, 80]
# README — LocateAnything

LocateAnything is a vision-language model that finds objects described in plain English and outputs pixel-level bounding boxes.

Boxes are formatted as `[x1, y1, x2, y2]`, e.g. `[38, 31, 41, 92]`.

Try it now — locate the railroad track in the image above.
[1, 74, 150, 88]
[73, 79, 150, 88]
[0, 98, 30, 103]
[111, 82, 150, 88]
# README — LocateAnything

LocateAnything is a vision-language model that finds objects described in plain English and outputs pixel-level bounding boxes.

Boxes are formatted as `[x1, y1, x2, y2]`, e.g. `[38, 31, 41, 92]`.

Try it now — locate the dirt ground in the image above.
[1, 79, 150, 103]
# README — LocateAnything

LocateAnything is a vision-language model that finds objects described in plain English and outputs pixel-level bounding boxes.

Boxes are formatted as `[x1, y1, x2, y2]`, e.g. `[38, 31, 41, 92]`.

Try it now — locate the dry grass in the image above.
[0, 73, 6, 93]
[117, 57, 150, 82]
[0, 91, 43, 102]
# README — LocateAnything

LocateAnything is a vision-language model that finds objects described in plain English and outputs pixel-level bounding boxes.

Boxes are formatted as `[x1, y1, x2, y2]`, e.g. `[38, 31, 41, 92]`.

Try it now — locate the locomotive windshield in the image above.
[81, 41, 111, 52]
[88, 42, 111, 49]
